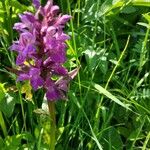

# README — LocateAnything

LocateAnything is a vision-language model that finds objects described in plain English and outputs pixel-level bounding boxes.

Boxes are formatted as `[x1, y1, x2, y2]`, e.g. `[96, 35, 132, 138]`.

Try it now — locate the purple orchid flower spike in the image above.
[10, 0, 75, 101]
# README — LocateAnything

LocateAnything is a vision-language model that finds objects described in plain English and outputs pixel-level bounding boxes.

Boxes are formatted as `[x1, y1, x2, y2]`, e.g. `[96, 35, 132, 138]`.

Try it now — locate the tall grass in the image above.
[0, 0, 150, 149]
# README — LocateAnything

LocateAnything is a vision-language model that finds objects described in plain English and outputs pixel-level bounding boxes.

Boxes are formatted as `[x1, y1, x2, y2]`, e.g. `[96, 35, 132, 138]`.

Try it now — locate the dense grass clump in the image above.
[0, 0, 150, 149]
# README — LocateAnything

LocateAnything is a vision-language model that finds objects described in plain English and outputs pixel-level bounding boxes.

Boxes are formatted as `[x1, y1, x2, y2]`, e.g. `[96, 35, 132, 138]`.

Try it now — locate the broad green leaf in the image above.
[84, 49, 97, 71]
[0, 93, 16, 118]
[118, 127, 130, 138]
[128, 128, 145, 141]
[84, 49, 108, 74]
[4, 133, 33, 149]
[121, 6, 136, 14]
[99, 56, 108, 74]
[92, 83, 130, 109]
[101, 127, 123, 150]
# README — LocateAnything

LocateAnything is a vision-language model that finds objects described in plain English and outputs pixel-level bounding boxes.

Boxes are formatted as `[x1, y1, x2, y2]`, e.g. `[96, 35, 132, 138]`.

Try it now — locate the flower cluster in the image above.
[10, 0, 74, 101]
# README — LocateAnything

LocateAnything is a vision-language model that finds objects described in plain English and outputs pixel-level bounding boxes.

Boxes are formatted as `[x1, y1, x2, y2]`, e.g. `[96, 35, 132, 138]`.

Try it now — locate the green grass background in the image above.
[0, 0, 150, 149]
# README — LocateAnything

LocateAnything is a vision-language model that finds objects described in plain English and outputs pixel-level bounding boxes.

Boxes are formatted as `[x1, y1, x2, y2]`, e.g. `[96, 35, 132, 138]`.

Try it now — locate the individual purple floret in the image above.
[10, 0, 76, 101]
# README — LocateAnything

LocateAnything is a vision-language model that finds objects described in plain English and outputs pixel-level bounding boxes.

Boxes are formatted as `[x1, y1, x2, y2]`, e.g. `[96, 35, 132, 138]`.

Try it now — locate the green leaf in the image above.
[128, 128, 145, 141]
[92, 83, 130, 110]
[99, 56, 108, 74]
[0, 137, 4, 147]
[4, 133, 33, 149]
[5, 0, 31, 12]
[121, 6, 137, 14]
[84, 49, 108, 74]
[0, 93, 16, 118]
[84, 49, 97, 71]
[100, 0, 124, 16]
[132, 0, 150, 7]
[101, 127, 123, 150]
[0, 83, 6, 100]
[118, 127, 130, 138]
[137, 22, 150, 29]
[143, 13, 150, 22]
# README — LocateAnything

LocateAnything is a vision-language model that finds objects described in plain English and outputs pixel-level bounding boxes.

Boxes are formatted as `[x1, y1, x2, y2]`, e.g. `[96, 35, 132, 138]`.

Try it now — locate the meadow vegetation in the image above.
[0, 0, 150, 149]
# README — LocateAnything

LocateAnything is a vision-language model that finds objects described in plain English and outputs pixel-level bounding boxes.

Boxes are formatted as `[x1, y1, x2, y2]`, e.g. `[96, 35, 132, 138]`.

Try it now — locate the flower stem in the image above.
[48, 101, 56, 150]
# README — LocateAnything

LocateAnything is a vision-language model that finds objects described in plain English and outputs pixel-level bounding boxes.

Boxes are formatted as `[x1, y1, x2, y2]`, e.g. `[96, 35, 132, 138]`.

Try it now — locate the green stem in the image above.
[16, 82, 27, 131]
[37, 128, 44, 150]
[48, 101, 56, 150]
[139, 23, 150, 71]
[110, 23, 120, 58]
[94, 36, 130, 133]
[77, 0, 80, 27]
[0, 111, 7, 137]
[142, 130, 150, 150]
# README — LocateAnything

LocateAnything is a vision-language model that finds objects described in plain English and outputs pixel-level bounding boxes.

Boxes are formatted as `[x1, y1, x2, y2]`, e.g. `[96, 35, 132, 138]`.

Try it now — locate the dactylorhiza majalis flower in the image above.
[10, 0, 77, 101]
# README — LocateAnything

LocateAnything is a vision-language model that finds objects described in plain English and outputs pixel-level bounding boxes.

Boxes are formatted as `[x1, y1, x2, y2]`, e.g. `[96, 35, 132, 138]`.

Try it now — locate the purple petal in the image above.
[13, 23, 27, 31]
[22, 44, 36, 57]
[29, 67, 43, 90]
[20, 32, 35, 46]
[44, 0, 53, 13]
[51, 64, 68, 75]
[56, 15, 71, 25]
[47, 26, 56, 35]
[35, 59, 42, 67]
[45, 78, 60, 100]
[18, 73, 30, 81]
[50, 52, 66, 63]
[16, 54, 26, 65]
[41, 26, 48, 34]
[56, 79, 68, 92]
[33, 0, 40, 9]
[50, 5, 59, 15]
[35, 6, 45, 19]
[29, 68, 40, 76]
[47, 44, 66, 63]
[44, 37, 57, 50]
[10, 42, 22, 52]
[56, 33, 70, 41]
[46, 87, 60, 101]
[45, 78, 53, 87]
[30, 76, 44, 90]
[19, 12, 35, 22]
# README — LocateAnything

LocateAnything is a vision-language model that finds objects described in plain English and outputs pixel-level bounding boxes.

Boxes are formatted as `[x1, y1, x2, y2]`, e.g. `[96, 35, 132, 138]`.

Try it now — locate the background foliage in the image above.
[0, 0, 150, 149]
